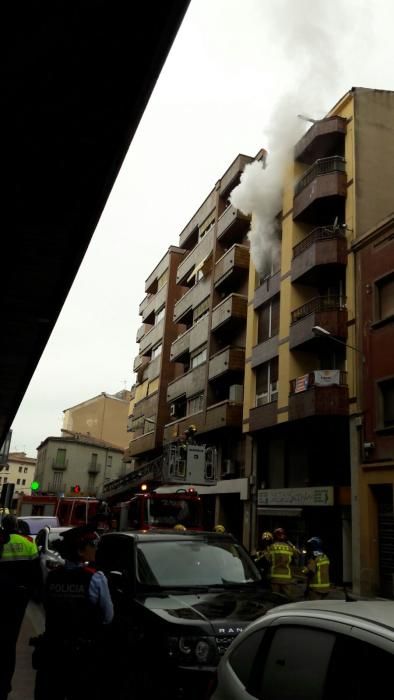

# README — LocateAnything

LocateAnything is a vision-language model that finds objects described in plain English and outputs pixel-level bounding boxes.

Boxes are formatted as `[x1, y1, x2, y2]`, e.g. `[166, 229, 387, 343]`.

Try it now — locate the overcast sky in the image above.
[10, 0, 394, 455]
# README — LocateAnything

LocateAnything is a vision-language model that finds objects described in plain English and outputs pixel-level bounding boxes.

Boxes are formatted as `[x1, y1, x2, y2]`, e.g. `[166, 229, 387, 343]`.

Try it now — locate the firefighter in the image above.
[303, 536, 331, 600]
[267, 527, 298, 598]
[34, 525, 113, 700]
[253, 531, 273, 585]
[213, 524, 226, 534]
[0, 514, 40, 700]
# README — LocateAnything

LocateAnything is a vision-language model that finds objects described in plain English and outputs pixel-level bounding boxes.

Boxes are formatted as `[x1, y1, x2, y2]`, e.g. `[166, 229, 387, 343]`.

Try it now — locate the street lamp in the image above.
[312, 326, 365, 362]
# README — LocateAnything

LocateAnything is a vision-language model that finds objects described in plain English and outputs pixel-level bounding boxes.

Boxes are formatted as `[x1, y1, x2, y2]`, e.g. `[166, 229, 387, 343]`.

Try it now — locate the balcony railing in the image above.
[211, 293, 247, 332]
[293, 226, 346, 258]
[289, 370, 347, 394]
[291, 295, 346, 324]
[288, 370, 349, 419]
[294, 156, 346, 197]
[214, 244, 249, 288]
[51, 459, 68, 470]
[88, 462, 101, 474]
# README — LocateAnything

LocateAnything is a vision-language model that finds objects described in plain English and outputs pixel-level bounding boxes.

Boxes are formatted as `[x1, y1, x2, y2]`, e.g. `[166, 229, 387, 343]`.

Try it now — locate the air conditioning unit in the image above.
[170, 404, 176, 417]
[229, 384, 243, 403]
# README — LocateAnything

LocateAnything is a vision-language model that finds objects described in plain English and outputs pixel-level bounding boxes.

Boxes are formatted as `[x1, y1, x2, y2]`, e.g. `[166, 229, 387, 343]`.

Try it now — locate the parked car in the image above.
[18, 515, 60, 539]
[35, 526, 71, 583]
[211, 600, 394, 700]
[96, 530, 285, 700]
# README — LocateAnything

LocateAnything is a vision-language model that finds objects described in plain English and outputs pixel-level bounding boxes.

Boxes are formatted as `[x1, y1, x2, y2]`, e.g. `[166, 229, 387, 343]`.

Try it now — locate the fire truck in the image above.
[16, 494, 104, 527]
[113, 488, 203, 531]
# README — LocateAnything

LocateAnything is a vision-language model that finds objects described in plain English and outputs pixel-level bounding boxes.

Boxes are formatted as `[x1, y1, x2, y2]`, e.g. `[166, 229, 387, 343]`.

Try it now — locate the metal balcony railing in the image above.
[51, 459, 68, 470]
[291, 295, 346, 324]
[294, 156, 346, 197]
[293, 225, 346, 258]
[289, 370, 348, 394]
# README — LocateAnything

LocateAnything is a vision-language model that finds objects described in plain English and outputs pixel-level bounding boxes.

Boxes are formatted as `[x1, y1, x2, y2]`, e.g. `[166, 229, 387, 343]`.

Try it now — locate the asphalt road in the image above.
[10, 602, 44, 700]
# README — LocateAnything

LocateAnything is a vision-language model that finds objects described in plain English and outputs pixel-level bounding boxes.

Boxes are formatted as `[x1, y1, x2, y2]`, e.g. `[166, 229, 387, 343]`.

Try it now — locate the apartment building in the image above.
[63, 390, 131, 450]
[0, 451, 36, 495]
[127, 154, 266, 539]
[243, 87, 394, 595]
[35, 433, 124, 497]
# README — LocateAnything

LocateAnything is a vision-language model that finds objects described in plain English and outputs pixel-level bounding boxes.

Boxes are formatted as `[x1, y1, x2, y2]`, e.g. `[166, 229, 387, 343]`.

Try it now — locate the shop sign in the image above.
[257, 486, 334, 507]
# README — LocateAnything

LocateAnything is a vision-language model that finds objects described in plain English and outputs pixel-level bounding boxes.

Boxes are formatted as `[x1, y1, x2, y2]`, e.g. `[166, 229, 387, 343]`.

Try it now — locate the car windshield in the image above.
[146, 498, 201, 528]
[136, 539, 260, 588]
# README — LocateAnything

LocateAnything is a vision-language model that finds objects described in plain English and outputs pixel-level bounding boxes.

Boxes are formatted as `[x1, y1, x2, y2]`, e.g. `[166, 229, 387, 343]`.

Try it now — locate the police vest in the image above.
[0, 533, 39, 591]
[309, 554, 330, 590]
[269, 542, 294, 582]
[45, 565, 99, 641]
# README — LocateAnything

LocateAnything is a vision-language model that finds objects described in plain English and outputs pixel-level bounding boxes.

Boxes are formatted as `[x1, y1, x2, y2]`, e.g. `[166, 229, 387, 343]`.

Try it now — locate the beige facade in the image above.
[0, 452, 36, 495]
[35, 434, 124, 497]
[63, 391, 130, 449]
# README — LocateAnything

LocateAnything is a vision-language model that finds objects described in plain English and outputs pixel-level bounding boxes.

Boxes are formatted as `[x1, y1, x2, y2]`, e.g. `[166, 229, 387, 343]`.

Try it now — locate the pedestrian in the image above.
[34, 524, 113, 700]
[303, 536, 330, 600]
[267, 527, 298, 598]
[253, 531, 273, 586]
[0, 514, 40, 700]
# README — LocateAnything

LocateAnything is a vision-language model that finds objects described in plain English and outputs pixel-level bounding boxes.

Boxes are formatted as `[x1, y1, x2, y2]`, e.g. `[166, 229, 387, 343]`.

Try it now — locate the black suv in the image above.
[96, 530, 284, 699]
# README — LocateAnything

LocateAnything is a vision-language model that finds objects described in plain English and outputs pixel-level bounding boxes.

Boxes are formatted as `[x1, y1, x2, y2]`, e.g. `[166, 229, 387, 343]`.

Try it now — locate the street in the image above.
[10, 603, 44, 700]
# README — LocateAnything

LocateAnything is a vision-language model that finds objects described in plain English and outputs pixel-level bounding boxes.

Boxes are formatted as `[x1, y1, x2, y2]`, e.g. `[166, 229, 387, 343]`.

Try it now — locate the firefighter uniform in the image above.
[304, 552, 330, 599]
[268, 541, 296, 597]
[0, 518, 39, 700]
[34, 526, 113, 700]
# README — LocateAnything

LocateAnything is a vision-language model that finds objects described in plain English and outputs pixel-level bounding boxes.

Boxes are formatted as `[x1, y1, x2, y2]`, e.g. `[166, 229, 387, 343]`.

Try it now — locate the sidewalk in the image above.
[10, 603, 44, 700]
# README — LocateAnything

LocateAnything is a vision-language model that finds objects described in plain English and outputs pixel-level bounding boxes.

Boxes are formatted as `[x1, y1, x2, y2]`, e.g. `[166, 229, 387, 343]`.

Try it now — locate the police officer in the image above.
[267, 527, 298, 598]
[34, 524, 113, 700]
[0, 514, 40, 700]
[303, 536, 330, 600]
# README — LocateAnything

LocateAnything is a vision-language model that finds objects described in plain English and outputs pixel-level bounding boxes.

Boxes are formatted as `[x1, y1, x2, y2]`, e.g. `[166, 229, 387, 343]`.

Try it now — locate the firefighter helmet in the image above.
[214, 524, 226, 534]
[173, 524, 187, 532]
[261, 531, 273, 542]
[306, 536, 323, 550]
[273, 527, 287, 541]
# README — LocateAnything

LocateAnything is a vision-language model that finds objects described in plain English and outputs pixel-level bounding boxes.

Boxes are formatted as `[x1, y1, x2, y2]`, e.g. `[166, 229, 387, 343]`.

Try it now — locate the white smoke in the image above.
[230, 0, 355, 275]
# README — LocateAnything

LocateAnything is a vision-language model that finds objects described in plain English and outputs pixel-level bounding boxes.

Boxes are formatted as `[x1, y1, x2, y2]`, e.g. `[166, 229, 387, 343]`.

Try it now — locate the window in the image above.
[143, 417, 155, 434]
[52, 471, 62, 489]
[376, 272, 394, 321]
[229, 630, 266, 686]
[24, 467, 28, 473]
[22, 479, 26, 485]
[155, 306, 165, 324]
[54, 448, 66, 467]
[5, 465, 9, 471]
[106, 455, 112, 469]
[4, 477, 7, 483]
[378, 378, 394, 428]
[91, 453, 98, 467]
[257, 295, 280, 344]
[190, 347, 207, 369]
[152, 343, 162, 359]
[17, 479, 20, 485]
[19, 466, 23, 473]
[187, 394, 204, 415]
[255, 358, 279, 406]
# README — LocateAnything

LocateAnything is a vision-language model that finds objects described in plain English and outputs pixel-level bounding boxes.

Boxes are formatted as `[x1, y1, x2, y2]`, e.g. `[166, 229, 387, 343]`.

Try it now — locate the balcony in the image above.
[141, 283, 167, 323]
[139, 319, 164, 355]
[173, 275, 211, 323]
[170, 315, 209, 362]
[176, 227, 214, 285]
[136, 323, 151, 343]
[139, 294, 151, 315]
[145, 252, 169, 294]
[132, 392, 159, 420]
[217, 206, 250, 246]
[133, 354, 149, 373]
[126, 431, 156, 458]
[214, 244, 249, 289]
[251, 335, 279, 367]
[167, 364, 206, 403]
[208, 346, 245, 381]
[51, 458, 68, 471]
[88, 462, 101, 475]
[163, 400, 243, 442]
[293, 156, 347, 222]
[249, 400, 278, 431]
[291, 226, 347, 284]
[290, 296, 347, 350]
[295, 117, 347, 164]
[288, 370, 348, 420]
[211, 293, 247, 332]
[254, 272, 280, 309]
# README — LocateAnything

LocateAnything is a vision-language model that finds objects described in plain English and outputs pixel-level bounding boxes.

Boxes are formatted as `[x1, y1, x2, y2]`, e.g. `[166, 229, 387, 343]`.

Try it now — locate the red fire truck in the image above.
[114, 488, 203, 531]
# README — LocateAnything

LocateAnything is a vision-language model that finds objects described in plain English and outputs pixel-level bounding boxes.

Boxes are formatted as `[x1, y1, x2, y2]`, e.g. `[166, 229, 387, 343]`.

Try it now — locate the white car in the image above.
[18, 515, 60, 540]
[211, 600, 394, 700]
[35, 526, 72, 583]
